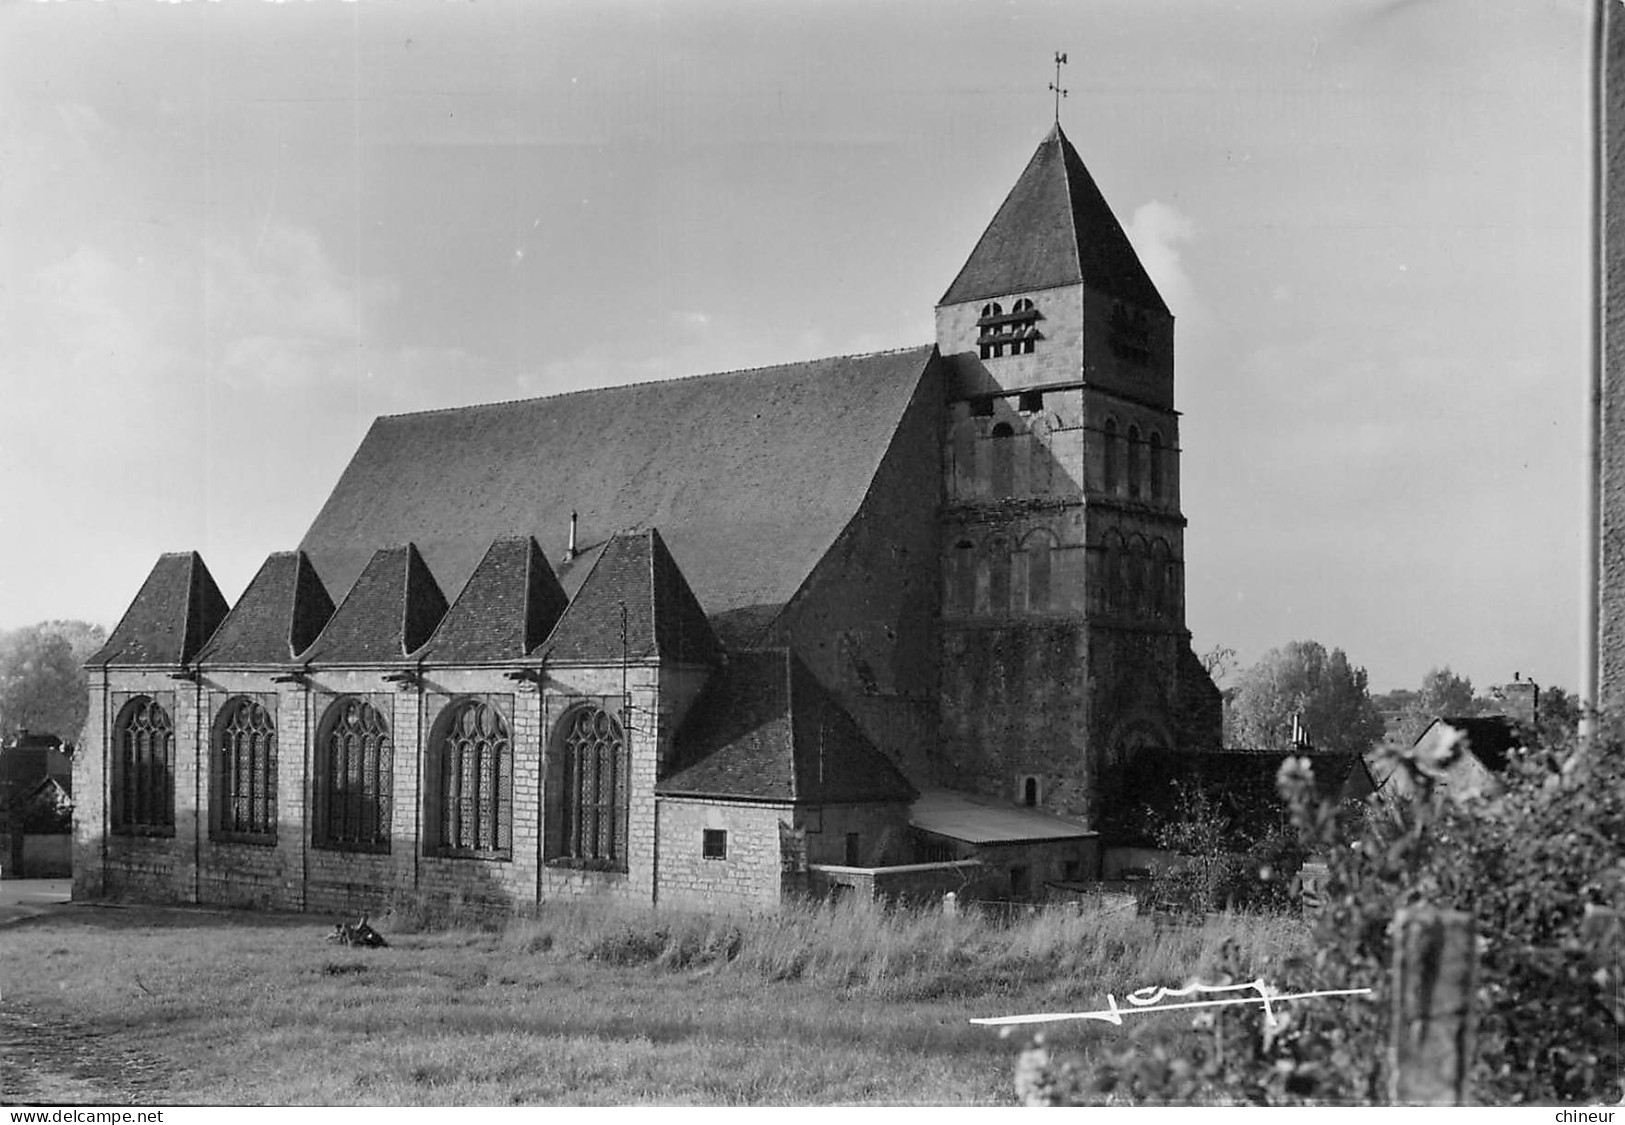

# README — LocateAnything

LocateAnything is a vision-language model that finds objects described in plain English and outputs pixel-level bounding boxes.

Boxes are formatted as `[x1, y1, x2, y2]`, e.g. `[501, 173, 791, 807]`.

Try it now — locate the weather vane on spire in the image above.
[1049, 52, 1069, 123]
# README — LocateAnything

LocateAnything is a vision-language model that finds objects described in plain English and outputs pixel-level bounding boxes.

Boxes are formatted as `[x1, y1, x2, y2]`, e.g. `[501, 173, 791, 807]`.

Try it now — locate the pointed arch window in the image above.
[431, 698, 512, 859]
[315, 697, 393, 853]
[113, 696, 174, 836]
[546, 704, 629, 871]
[212, 696, 276, 843]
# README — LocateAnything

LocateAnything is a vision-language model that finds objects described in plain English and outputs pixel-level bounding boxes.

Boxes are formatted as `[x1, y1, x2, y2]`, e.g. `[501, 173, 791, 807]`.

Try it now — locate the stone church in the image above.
[75, 123, 1221, 913]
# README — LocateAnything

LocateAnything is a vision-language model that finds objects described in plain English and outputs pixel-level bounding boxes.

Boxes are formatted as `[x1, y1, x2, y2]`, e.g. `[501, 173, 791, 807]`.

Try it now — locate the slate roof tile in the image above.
[940, 123, 1168, 313]
[298, 544, 448, 664]
[87, 552, 230, 667]
[542, 529, 720, 666]
[659, 649, 915, 804]
[197, 551, 336, 666]
[298, 347, 938, 646]
[419, 537, 567, 663]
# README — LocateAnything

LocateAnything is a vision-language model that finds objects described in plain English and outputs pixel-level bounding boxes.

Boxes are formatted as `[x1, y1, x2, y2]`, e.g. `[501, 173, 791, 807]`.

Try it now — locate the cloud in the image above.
[1125, 200, 1201, 320]
[205, 221, 399, 391]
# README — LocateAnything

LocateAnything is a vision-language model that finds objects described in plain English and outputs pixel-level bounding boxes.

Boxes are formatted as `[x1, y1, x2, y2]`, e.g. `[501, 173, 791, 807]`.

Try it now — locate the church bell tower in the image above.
[933, 122, 1221, 833]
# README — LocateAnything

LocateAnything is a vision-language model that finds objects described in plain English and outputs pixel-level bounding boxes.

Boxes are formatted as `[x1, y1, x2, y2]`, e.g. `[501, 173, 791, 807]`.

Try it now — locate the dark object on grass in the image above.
[326, 915, 388, 948]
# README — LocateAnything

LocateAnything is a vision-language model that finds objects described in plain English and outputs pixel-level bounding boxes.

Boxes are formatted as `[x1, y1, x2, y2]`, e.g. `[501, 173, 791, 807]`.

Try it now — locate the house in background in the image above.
[2, 730, 73, 879]
[1372, 677, 1537, 802]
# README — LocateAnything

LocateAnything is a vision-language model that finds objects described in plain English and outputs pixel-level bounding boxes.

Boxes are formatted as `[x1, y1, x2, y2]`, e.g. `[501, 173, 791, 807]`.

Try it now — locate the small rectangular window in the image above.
[969, 397, 994, 418]
[703, 828, 727, 860]
[845, 832, 861, 866]
[1019, 390, 1043, 414]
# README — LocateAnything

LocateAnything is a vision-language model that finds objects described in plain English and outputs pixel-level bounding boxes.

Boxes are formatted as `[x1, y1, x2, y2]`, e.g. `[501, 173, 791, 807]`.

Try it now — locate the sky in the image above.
[0, 0, 1592, 694]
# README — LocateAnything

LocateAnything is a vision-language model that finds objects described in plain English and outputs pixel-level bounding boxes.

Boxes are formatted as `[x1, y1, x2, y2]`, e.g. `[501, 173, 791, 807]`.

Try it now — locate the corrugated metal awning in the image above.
[910, 788, 1096, 845]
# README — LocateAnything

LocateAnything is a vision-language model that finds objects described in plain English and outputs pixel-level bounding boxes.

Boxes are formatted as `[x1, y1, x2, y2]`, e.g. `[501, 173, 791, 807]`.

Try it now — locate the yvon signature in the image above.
[971, 977, 1373, 1029]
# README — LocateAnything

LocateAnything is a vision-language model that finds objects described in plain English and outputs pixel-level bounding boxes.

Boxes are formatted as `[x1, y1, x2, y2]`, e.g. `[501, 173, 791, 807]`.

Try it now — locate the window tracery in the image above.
[213, 696, 275, 843]
[113, 696, 174, 836]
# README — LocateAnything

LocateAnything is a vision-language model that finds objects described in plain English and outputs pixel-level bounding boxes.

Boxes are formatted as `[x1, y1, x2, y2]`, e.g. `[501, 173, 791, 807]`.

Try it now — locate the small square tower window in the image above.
[1018, 390, 1044, 414]
[969, 397, 994, 418]
[703, 829, 727, 860]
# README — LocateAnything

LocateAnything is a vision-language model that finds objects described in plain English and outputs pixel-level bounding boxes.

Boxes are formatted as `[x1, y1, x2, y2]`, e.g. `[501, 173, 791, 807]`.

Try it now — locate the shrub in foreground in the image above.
[1022, 719, 1625, 1105]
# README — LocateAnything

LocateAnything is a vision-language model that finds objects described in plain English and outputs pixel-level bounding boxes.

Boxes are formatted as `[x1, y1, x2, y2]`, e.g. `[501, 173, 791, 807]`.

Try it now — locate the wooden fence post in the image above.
[1391, 906, 1477, 1105]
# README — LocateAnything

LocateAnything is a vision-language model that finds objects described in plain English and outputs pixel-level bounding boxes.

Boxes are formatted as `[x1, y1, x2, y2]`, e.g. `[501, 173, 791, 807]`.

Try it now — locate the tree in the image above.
[0, 621, 106, 746]
[1395, 665, 1482, 743]
[1227, 640, 1384, 755]
[1534, 684, 1583, 748]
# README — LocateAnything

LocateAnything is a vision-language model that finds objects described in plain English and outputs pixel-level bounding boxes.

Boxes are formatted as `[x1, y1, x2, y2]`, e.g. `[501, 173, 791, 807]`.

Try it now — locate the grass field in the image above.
[1, 897, 1307, 1105]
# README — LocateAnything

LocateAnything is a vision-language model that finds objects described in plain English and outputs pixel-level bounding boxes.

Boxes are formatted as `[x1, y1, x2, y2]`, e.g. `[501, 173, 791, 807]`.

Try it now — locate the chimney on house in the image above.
[564, 510, 578, 563]
[1497, 672, 1540, 728]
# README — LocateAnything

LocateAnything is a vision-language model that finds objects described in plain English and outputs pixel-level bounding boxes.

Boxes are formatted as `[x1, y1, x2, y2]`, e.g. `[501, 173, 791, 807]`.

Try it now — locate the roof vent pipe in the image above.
[565, 510, 578, 563]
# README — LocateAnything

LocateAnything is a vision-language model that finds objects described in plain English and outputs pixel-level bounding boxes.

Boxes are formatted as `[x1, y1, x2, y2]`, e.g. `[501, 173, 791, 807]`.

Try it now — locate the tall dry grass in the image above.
[3, 896, 1309, 1104]
[486, 895, 1307, 1003]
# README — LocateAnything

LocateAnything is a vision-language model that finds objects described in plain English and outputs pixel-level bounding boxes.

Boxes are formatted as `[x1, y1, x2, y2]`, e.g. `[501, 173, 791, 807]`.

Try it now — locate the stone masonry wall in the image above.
[655, 797, 789, 911]
[935, 282, 1086, 394]
[79, 658, 687, 915]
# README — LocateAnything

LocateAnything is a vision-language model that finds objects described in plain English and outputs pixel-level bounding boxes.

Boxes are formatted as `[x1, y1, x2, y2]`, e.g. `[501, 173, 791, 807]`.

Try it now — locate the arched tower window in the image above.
[1103, 418, 1119, 493]
[987, 537, 1011, 617]
[432, 699, 511, 858]
[113, 696, 174, 836]
[1021, 775, 1040, 807]
[953, 539, 977, 615]
[1023, 530, 1054, 613]
[990, 422, 1015, 496]
[1012, 298, 1037, 354]
[1127, 424, 1143, 498]
[546, 705, 629, 870]
[978, 302, 1005, 360]
[315, 697, 392, 853]
[1149, 430, 1164, 501]
[1149, 539, 1172, 620]
[212, 696, 275, 843]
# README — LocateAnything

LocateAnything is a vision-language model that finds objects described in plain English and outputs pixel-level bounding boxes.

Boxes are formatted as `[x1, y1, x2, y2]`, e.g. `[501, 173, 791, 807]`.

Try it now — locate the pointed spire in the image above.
[940, 125, 1167, 314]
[87, 552, 230, 667]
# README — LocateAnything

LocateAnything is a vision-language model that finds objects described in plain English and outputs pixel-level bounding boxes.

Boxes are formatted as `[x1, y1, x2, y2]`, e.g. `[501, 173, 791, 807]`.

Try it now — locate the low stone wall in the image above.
[807, 860, 983, 904]
[19, 834, 71, 878]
